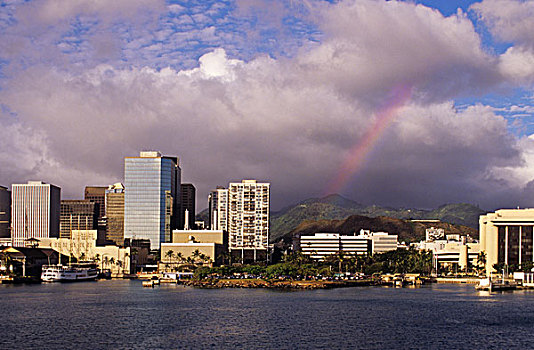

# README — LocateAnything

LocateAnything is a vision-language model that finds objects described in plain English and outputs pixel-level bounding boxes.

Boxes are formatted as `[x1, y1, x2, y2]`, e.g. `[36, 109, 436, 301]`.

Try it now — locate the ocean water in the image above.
[2, 281, 534, 349]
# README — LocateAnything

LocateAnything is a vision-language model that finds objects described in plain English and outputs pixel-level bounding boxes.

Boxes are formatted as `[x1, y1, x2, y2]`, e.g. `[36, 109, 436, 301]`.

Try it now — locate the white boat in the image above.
[41, 263, 98, 282]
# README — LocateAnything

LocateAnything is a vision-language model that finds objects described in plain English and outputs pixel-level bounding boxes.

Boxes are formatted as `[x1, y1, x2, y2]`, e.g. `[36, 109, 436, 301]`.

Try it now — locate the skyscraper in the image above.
[106, 183, 125, 245]
[124, 151, 181, 249]
[84, 186, 107, 232]
[0, 186, 10, 238]
[60, 200, 98, 238]
[180, 183, 195, 230]
[11, 181, 61, 247]
[208, 187, 228, 231]
[228, 180, 270, 258]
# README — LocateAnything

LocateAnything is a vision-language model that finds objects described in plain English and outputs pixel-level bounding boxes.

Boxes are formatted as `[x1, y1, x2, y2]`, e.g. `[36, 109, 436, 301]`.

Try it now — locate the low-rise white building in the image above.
[416, 236, 479, 271]
[37, 230, 131, 276]
[300, 233, 371, 260]
[425, 227, 445, 242]
[355, 230, 398, 254]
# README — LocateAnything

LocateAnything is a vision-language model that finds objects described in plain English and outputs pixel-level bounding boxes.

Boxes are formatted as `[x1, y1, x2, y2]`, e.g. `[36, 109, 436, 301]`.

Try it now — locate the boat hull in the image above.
[41, 265, 98, 283]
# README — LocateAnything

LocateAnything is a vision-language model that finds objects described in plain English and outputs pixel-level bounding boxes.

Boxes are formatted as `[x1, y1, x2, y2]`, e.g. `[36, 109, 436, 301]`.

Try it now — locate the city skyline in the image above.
[1, 1, 534, 211]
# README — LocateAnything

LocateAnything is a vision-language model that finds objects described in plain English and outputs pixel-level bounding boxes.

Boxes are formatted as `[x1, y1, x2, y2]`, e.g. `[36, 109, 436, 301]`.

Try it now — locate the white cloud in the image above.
[499, 46, 534, 84]
[471, 0, 534, 47]
[297, 0, 499, 105]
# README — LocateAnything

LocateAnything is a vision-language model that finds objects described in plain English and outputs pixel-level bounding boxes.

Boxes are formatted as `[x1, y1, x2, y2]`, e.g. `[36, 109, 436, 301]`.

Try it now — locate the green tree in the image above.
[165, 250, 175, 271]
[191, 249, 201, 265]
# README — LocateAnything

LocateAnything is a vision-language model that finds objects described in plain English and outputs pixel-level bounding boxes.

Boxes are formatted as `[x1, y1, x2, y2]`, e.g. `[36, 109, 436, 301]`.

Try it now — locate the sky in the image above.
[1, 0, 534, 212]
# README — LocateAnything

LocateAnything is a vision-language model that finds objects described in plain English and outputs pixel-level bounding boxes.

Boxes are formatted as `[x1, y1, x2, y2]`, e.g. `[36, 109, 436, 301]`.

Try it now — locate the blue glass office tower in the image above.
[124, 151, 181, 249]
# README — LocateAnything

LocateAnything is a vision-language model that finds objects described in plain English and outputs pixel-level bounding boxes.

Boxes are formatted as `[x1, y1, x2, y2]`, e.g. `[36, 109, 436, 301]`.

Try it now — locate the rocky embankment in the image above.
[179, 278, 377, 289]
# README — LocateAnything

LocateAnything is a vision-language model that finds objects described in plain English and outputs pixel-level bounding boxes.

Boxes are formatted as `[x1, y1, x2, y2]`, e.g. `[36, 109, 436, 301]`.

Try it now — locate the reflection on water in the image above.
[1, 281, 534, 349]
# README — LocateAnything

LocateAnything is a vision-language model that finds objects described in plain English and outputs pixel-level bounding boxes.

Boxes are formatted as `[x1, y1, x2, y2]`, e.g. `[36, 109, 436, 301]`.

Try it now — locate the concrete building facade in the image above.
[300, 233, 371, 260]
[480, 209, 534, 274]
[228, 180, 269, 256]
[355, 230, 398, 254]
[208, 187, 228, 231]
[38, 230, 131, 276]
[180, 184, 195, 230]
[60, 200, 98, 239]
[84, 186, 107, 232]
[11, 181, 60, 247]
[160, 229, 228, 268]
[0, 186, 10, 238]
[124, 151, 181, 249]
[105, 183, 124, 245]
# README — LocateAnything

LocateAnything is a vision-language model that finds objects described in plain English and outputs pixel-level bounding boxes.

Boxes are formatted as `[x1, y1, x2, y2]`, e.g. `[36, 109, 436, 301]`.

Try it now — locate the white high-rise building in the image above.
[208, 187, 228, 231]
[228, 180, 270, 253]
[207, 180, 270, 261]
[11, 181, 61, 247]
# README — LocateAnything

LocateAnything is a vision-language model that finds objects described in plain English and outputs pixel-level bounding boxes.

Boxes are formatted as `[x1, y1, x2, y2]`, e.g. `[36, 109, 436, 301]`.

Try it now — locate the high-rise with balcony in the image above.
[124, 151, 181, 249]
[208, 187, 228, 231]
[228, 180, 269, 261]
[11, 181, 61, 247]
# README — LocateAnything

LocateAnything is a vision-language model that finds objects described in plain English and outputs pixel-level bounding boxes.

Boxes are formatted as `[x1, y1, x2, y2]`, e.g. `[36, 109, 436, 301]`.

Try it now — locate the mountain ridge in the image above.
[269, 194, 485, 242]
[196, 194, 486, 243]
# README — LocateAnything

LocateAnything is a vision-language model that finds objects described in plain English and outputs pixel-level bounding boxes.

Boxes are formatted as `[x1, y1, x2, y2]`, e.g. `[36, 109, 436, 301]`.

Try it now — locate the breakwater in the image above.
[179, 278, 377, 289]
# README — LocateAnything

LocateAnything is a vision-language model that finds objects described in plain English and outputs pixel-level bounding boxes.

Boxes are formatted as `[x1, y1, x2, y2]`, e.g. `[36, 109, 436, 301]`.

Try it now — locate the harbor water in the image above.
[2, 281, 534, 349]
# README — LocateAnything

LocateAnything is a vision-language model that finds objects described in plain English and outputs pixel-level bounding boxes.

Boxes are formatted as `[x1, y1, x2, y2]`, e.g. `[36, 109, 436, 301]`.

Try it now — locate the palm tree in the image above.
[1, 253, 13, 276]
[477, 251, 487, 276]
[116, 260, 123, 274]
[198, 253, 211, 266]
[218, 251, 230, 265]
[192, 249, 201, 265]
[165, 249, 174, 269]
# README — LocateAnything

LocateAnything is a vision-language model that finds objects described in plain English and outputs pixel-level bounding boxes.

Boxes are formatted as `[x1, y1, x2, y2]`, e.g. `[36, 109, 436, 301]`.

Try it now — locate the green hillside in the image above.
[286, 214, 478, 244]
[196, 194, 486, 243]
[270, 194, 485, 243]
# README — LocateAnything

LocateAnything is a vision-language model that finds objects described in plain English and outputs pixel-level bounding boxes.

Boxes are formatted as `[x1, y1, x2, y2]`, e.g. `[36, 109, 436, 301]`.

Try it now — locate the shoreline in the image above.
[178, 278, 380, 289]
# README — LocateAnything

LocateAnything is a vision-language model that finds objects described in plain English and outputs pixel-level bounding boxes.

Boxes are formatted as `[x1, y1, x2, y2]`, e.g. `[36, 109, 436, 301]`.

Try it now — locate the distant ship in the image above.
[41, 263, 98, 282]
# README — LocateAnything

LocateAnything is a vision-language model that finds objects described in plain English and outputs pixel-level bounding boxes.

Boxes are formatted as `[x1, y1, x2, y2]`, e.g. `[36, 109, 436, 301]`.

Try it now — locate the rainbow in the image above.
[324, 85, 413, 195]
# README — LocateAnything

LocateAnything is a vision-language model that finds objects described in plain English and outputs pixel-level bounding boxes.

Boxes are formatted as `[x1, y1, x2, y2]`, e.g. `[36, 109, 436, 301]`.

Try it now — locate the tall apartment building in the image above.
[208, 187, 228, 231]
[0, 186, 10, 238]
[11, 181, 61, 247]
[60, 200, 98, 238]
[106, 183, 125, 245]
[228, 180, 270, 260]
[180, 183, 195, 230]
[124, 151, 181, 249]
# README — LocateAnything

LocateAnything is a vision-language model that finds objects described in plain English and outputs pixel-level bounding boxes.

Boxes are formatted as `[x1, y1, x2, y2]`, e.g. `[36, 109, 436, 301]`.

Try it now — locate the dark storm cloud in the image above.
[0, 0, 534, 211]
